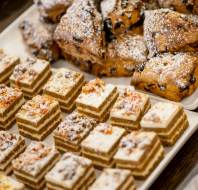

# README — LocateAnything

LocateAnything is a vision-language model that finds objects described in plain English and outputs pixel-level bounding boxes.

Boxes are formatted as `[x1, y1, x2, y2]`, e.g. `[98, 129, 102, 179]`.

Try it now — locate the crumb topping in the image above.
[54, 111, 96, 142]
[16, 95, 58, 123]
[12, 142, 58, 176]
[0, 85, 22, 112]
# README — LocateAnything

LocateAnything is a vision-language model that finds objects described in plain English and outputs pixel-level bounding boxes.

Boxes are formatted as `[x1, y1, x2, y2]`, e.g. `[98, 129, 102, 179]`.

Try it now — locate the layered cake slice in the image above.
[12, 142, 60, 190]
[43, 68, 84, 112]
[16, 95, 62, 140]
[10, 57, 51, 98]
[54, 111, 97, 153]
[0, 131, 26, 174]
[0, 84, 25, 130]
[0, 49, 20, 85]
[114, 131, 164, 179]
[110, 86, 150, 131]
[0, 173, 24, 190]
[141, 102, 189, 146]
[89, 168, 136, 190]
[81, 123, 125, 168]
[76, 79, 118, 121]
[45, 152, 95, 190]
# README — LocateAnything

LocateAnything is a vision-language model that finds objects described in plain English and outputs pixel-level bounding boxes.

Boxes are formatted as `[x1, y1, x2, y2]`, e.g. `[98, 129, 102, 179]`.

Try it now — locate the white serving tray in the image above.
[1, 5, 198, 190]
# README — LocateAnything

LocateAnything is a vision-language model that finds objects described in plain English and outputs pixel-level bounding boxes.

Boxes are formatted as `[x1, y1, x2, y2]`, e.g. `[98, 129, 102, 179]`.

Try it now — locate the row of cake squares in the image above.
[0, 133, 136, 190]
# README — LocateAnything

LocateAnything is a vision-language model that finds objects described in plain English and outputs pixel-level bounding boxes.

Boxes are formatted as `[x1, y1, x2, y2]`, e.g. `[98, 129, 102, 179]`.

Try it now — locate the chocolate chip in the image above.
[186, 4, 193, 12]
[73, 36, 84, 43]
[109, 67, 117, 75]
[190, 75, 196, 84]
[121, 0, 128, 8]
[179, 84, 189, 92]
[158, 84, 166, 91]
[104, 19, 115, 42]
[114, 21, 123, 30]
[135, 63, 145, 72]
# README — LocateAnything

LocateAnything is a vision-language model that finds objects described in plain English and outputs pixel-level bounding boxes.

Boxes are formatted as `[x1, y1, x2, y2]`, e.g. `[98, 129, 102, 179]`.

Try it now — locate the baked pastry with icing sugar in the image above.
[45, 152, 95, 190]
[131, 52, 198, 101]
[141, 102, 189, 145]
[144, 9, 198, 57]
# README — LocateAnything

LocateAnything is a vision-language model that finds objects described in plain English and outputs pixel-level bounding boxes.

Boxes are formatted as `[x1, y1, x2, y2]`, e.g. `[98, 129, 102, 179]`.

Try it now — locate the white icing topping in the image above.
[12, 142, 58, 176]
[0, 85, 22, 114]
[76, 79, 116, 109]
[16, 95, 58, 124]
[90, 168, 131, 190]
[54, 111, 96, 143]
[0, 131, 20, 163]
[10, 58, 49, 85]
[114, 132, 156, 162]
[81, 123, 125, 153]
[45, 153, 92, 189]
[43, 68, 83, 96]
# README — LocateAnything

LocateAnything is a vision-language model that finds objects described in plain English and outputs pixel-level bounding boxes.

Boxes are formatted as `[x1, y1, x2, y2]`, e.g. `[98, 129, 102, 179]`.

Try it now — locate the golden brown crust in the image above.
[54, 0, 105, 66]
[19, 19, 60, 62]
[144, 9, 198, 57]
[35, 0, 73, 23]
[131, 52, 198, 101]
[103, 0, 145, 35]
[158, 0, 198, 14]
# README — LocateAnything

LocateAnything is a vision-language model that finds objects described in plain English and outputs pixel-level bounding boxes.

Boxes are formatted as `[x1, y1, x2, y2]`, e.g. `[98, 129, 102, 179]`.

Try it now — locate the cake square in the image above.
[10, 57, 51, 98]
[0, 84, 25, 130]
[89, 168, 136, 190]
[0, 173, 24, 190]
[45, 152, 95, 190]
[43, 68, 84, 112]
[141, 102, 189, 146]
[54, 111, 97, 153]
[114, 131, 164, 178]
[76, 78, 118, 121]
[0, 49, 20, 85]
[110, 86, 150, 130]
[16, 95, 62, 140]
[0, 131, 26, 174]
[81, 123, 125, 168]
[12, 142, 60, 190]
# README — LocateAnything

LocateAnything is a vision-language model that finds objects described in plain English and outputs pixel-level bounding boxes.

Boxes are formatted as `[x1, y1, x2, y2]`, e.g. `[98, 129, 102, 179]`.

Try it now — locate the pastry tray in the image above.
[1, 5, 198, 190]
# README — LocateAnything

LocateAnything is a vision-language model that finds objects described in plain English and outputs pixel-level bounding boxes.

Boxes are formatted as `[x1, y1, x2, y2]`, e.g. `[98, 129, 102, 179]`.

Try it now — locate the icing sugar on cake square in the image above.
[0, 131, 26, 174]
[141, 102, 189, 146]
[0, 84, 25, 130]
[0, 49, 20, 85]
[89, 168, 136, 190]
[12, 141, 60, 190]
[110, 86, 150, 130]
[16, 95, 62, 140]
[114, 131, 164, 178]
[10, 57, 51, 98]
[45, 152, 95, 190]
[0, 173, 24, 190]
[81, 123, 125, 168]
[76, 78, 118, 121]
[54, 111, 97, 153]
[43, 68, 84, 112]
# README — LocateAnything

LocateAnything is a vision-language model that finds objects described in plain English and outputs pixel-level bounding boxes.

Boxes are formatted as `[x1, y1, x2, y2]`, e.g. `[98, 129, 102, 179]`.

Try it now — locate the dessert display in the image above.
[158, 0, 198, 14]
[54, 111, 97, 153]
[141, 102, 189, 146]
[114, 131, 164, 178]
[76, 79, 118, 121]
[0, 85, 25, 130]
[10, 57, 51, 98]
[43, 68, 84, 112]
[0, 49, 20, 85]
[81, 123, 125, 168]
[0, 173, 24, 190]
[45, 152, 95, 190]
[0, 131, 26, 174]
[19, 19, 60, 62]
[12, 142, 60, 190]
[110, 86, 150, 131]
[89, 168, 136, 190]
[16, 95, 61, 140]
[35, 0, 73, 23]
[131, 52, 198, 101]
[144, 9, 198, 57]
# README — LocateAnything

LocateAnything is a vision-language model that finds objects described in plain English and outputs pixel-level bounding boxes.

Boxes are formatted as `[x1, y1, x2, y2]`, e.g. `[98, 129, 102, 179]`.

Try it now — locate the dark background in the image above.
[0, 0, 197, 189]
